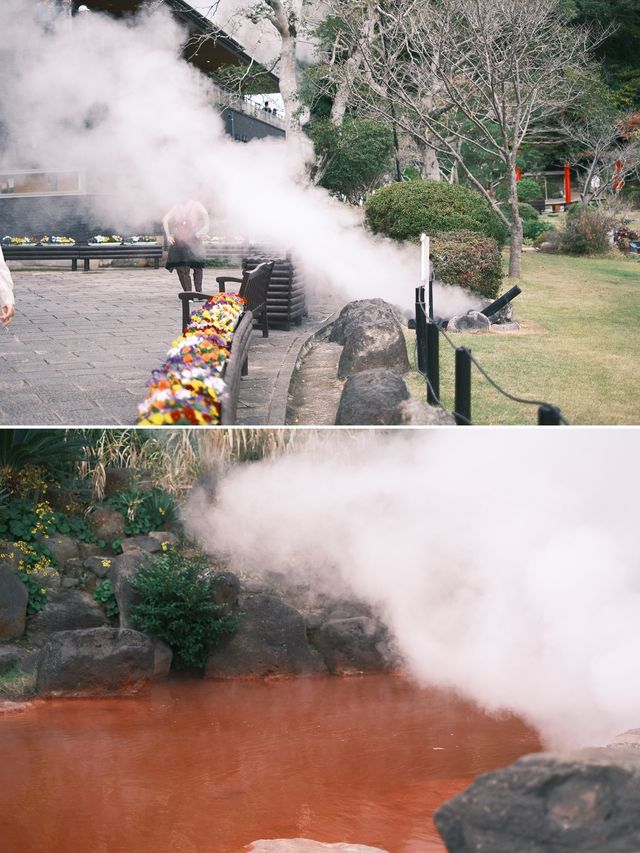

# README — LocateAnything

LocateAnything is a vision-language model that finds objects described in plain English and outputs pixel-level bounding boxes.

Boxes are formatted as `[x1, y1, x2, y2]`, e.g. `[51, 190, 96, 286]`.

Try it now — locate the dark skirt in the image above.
[166, 239, 206, 271]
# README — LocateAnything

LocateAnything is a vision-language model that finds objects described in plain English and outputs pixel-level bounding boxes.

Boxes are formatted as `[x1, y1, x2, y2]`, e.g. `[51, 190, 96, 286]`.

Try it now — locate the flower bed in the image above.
[89, 234, 123, 244]
[2, 235, 76, 245]
[137, 292, 247, 426]
[2, 235, 39, 246]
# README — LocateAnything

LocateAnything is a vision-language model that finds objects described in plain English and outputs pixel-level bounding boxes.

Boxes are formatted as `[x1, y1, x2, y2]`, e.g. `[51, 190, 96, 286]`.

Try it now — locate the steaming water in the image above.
[0, 1, 479, 315]
[187, 429, 640, 750]
[0, 676, 540, 853]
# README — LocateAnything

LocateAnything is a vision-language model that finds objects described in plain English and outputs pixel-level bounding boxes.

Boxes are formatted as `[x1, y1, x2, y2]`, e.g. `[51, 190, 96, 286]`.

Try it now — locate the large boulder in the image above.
[36, 627, 154, 696]
[246, 842, 387, 852]
[88, 507, 126, 542]
[108, 549, 153, 629]
[310, 617, 393, 675]
[434, 748, 640, 852]
[335, 369, 410, 426]
[210, 571, 241, 616]
[205, 594, 327, 678]
[330, 299, 409, 379]
[28, 589, 107, 642]
[0, 645, 20, 674]
[0, 566, 28, 640]
[446, 310, 490, 334]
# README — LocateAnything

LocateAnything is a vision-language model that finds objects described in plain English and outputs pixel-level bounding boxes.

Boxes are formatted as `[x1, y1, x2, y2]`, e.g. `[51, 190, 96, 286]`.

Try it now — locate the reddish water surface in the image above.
[0, 674, 540, 853]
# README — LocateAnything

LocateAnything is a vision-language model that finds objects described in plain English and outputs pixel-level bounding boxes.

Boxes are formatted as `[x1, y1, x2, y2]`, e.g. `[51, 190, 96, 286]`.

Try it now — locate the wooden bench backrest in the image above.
[238, 260, 274, 313]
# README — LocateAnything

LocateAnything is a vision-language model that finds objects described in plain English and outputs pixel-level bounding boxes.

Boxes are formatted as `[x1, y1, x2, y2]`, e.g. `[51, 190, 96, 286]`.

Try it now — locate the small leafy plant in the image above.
[129, 548, 236, 669]
[93, 579, 119, 620]
[106, 488, 177, 535]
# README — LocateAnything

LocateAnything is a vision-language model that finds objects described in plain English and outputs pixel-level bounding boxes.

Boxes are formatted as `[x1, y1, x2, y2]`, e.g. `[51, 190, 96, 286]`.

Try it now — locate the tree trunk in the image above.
[508, 162, 523, 279]
[417, 137, 441, 180]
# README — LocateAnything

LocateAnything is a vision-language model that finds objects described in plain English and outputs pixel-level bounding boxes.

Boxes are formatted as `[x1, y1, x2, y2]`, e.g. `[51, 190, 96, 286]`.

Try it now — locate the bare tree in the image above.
[346, 0, 601, 278]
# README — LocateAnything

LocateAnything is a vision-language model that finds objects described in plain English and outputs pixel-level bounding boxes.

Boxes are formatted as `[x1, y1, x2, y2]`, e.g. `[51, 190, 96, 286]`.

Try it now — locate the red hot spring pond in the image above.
[0, 674, 540, 853]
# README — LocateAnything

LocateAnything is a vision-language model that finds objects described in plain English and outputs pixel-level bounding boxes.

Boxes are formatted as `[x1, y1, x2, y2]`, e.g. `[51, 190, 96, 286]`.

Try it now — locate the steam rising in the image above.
[0, 1, 478, 313]
[186, 429, 640, 749]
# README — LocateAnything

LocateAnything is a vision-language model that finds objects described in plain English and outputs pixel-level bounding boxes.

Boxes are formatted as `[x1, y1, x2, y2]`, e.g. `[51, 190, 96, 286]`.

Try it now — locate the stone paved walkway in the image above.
[0, 265, 345, 426]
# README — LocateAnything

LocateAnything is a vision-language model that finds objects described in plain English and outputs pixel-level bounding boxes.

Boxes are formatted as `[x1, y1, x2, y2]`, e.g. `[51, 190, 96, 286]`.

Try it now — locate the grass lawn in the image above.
[405, 251, 640, 425]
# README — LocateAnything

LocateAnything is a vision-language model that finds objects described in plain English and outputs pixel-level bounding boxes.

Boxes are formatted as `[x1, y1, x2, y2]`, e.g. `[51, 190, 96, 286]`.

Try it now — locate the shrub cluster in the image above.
[516, 177, 544, 203]
[613, 225, 639, 252]
[364, 180, 508, 245]
[431, 231, 503, 300]
[560, 207, 614, 256]
[129, 548, 237, 670]
[523, 219, 555, 242]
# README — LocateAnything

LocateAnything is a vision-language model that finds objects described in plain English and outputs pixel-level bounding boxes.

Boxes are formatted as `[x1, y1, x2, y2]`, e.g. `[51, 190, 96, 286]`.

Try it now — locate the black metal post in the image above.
[480, 284, 522, 318]
[538, 404, 562, 425]
[454, 347, 472, 425]
[415, 286, 427, 373]
[428, 272, 434, 321]
[426, 321, 440, 405]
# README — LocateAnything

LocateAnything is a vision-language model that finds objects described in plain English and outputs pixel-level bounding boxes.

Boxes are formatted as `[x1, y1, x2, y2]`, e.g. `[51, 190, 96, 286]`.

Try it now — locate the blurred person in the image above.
[0, 244, 16, 328]
[162, 199, 209, 292]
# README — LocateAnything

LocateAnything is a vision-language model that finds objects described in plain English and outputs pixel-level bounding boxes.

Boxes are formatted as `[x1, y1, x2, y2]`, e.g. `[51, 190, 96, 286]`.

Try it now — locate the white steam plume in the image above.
[0, 1, 477, 314]
[185, 429, 640, 750]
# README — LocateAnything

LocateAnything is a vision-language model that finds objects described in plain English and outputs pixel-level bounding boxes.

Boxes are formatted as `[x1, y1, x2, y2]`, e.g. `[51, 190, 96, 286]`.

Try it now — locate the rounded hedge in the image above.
[431, 231, 503, 300]
[364, 180, 508, 245]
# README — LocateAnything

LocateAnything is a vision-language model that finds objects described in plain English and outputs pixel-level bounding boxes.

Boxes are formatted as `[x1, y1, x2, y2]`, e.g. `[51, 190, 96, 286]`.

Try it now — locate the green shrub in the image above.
[523, 219, 555, 242]
[364, 180, 508, 245]
[560, 208, 614, 256]
[129, 548, 236, 669]
[105, 488, 176, 535]
[431, 231, 503, 299]
[516, 177, 544, 203]
[518, 203, 539, 221]
[93, 579, 119, 620]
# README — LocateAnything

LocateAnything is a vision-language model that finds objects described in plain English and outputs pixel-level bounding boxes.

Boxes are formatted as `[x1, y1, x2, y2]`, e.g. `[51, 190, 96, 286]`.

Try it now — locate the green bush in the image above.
[523, 219, 555, 242]
[518, 203, 539, 221]
[93, 579, 119, 620]
[129, 548, 236, 669]
[516, 177, 544, 203]
[364, 180, 508, 245]
[105, 488, 176, 535]
[560, 207, 614, 256]
[431, 231, 503, 299]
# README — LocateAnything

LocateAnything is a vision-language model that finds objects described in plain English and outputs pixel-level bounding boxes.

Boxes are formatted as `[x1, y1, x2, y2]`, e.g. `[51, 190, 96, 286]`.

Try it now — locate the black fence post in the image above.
[415, 285, 427, 373]
[426, 321, 440, 405]
[538, 404, 562, 425]
[454, 347, 472, 425]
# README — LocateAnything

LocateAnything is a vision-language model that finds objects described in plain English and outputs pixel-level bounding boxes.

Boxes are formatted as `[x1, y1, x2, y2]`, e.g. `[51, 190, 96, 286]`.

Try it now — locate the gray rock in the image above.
[480, 299, 514, 324]
[335, 369, 410, 426]
[151, 637, 173, 678]
[28, 590, 107, 642]
[329, 299, 405, 346]
[63, 558, 85, 579]
[489, 321, 521, 332]
[121, 535, 163, 555]
[18, 650, 40, 673]
[0, 566, 28, 641]
[84, 556, 113, 578]
[210, 571, 241, 615]
[205, 594, 327, 678]
[434, 748, 640, 853]
[0, 645, 20, 674]
[61, 577, 80, 589]
[446, 311, 491, 333]
[38, 534, 80, 570]
[147, 531, 178, 549]
[390, 398, 456, 425]
[36, 627, 154, 697]
[104, 467, 140, 497]
[88, 508, 126, 542]
[108, 549, 153, 629]
[311, 617, 393, 675]
[77, 542, 112, 561]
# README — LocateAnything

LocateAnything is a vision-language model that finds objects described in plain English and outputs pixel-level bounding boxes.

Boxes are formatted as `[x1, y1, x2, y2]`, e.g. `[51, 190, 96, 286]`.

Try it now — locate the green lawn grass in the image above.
[405, 251, 640, 425]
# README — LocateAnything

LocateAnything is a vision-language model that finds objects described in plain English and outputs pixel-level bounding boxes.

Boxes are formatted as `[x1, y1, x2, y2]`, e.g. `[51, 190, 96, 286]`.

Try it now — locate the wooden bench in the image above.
[2, 242, 162, 271]
[215, 260, 274, 338]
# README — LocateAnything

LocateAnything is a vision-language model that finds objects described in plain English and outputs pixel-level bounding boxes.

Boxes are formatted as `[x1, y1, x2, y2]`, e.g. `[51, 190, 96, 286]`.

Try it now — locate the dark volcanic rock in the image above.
[37, 534, 80, 570]
[311, 617, 393, 675]
[121, 535, 164, 555]
[0, 566, 28, 641]
[205, 594, 327, 678]
[0, 645, 20, 674]
[36, 627, 154, 696]
[329, 299, 404, 345]
[28, 590, 107, 642]
[108, 550, 153, 629]
[210, 571, 241, 615]
[89, 508, 126, 542]
[335, 369, 410, 426]
[434, 748, 640, 853]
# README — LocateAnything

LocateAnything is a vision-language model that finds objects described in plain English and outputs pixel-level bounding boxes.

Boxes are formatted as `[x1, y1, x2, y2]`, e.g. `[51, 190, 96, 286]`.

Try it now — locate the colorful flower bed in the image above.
[137, 292, 247, 426]
[40, 235, 76, 245]
[2, 235, 76, 245]
[89, 234, 123, 244]
[2, 235, 39, 245]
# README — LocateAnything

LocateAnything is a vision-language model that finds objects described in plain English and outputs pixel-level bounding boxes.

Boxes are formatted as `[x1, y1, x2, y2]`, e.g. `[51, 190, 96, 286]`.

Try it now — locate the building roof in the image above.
[71, 0, 280, 92]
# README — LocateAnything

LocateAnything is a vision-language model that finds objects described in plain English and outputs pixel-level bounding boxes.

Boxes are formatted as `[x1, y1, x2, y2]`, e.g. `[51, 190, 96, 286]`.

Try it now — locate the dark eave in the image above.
[71, 0, 280, 92]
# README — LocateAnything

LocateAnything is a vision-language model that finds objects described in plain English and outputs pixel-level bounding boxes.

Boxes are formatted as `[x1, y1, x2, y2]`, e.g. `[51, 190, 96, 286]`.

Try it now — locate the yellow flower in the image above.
[101, 559, 112, 568]
[161, 541, 169, 552]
